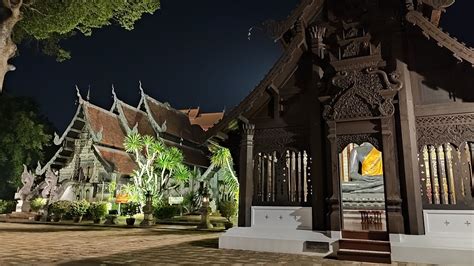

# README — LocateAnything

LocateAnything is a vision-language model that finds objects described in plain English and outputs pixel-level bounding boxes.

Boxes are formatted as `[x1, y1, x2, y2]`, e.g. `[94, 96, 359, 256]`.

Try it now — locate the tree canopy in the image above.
[0, 94, 52, 199]
[0, 0, 161, 92]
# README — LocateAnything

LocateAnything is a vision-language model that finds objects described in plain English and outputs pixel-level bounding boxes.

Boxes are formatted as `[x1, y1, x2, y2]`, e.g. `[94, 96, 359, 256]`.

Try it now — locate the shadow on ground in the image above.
[58, 238, 342, 265]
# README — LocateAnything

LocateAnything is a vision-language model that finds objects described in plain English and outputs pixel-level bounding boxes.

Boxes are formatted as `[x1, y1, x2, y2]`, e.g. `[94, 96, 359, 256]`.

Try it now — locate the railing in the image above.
[253, 149, 312, 206]
[419, 142, 473, 209]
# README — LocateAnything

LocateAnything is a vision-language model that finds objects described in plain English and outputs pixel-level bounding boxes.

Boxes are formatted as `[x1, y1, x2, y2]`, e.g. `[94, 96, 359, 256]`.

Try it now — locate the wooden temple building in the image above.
[215, 0, 474, 264]
[34, 86, 223, 202]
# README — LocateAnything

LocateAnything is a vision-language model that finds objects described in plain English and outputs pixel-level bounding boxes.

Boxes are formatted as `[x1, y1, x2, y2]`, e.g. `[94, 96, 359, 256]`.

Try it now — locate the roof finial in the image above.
[139, 80, 145, 95]
[112, 84, 117, 99]
[75, 85, 83, 104]
[86, 85, 91, 101]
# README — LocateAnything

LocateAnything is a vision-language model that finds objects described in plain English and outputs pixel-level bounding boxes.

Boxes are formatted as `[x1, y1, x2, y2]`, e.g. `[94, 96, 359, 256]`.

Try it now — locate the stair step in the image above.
[342, 230, 389, 241]
[339, 239, 391, 252]
[337, 249, 391, 264]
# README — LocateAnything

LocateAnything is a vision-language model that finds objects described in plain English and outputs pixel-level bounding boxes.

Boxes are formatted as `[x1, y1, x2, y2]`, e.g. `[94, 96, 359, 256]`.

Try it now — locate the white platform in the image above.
[219, 206, 340, 256]
[390, 209, 474, 265]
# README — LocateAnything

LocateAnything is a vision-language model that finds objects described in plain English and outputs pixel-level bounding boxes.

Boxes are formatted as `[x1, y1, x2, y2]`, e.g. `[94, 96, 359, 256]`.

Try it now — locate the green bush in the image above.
[0, 200, 16, 214]
[154, 204, 179, 220]
[89, 202, 108, 220]
[218, 200, 237, 222]
[68, 200, 90, 217]
[50, 200, 71, 217]
[122, 202, 140, 217]
[30, 198, 47, 212]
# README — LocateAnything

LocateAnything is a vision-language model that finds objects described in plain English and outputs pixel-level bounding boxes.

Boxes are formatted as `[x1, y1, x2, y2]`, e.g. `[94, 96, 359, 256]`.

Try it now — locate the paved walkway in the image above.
[0, 223, 418, 265]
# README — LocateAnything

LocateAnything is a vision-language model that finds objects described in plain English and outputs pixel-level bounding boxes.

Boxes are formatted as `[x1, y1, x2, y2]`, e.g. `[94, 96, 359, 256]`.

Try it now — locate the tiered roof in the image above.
[38, 86, 216, 176]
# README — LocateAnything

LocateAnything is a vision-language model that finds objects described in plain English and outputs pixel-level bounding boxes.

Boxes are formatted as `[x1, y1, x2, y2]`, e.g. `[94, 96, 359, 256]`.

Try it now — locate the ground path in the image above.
[0, 223, 423, 265]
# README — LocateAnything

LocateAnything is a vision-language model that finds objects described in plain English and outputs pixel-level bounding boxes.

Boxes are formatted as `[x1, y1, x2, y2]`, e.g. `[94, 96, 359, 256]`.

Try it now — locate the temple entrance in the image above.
[338, 142, 387, 232]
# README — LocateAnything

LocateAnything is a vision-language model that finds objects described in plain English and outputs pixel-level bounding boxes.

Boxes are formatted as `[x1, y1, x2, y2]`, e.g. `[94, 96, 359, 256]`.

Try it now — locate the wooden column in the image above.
[326, 121, 341, 231]
[381, 117, 405, 234]
[310, 99, 326, 231]
[238, 123, 255, 227]
[394, 36, 425, 233]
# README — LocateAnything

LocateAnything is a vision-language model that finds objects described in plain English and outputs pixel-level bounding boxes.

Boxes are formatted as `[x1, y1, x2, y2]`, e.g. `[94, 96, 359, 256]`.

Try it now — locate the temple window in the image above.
[254, 149, 311, 205]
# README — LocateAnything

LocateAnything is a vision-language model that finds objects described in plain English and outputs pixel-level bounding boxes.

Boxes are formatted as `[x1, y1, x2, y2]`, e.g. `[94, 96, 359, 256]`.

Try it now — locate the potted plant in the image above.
[123, 202, 140, 226]
[30, 198, 47, 221]
[218, 200, 237, 230]
[89, 201, 108, 224]
[69, 200, 90, 223]
[50, 200, 70, 222]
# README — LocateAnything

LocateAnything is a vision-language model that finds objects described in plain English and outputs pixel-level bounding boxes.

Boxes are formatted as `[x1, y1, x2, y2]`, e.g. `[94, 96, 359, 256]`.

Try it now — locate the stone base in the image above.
[219, 227, 340, 256]
[390, 209, 474, 264]
[219, 206, 339, 256]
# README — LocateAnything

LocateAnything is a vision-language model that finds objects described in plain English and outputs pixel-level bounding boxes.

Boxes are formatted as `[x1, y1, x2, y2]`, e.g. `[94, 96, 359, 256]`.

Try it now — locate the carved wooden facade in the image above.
[207, 0, 474, 235]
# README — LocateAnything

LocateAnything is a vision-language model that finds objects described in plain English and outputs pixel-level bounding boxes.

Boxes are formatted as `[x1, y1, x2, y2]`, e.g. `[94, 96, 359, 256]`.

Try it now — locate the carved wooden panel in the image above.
[416, 113, 474, 149]
[253, 127, 308, 154]
[323, 68, 402, 121]
[336, 133, 381, 153]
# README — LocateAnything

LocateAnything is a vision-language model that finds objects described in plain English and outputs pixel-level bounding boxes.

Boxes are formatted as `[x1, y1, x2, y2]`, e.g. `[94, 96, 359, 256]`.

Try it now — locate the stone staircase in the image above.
[336, 230, 391, 264]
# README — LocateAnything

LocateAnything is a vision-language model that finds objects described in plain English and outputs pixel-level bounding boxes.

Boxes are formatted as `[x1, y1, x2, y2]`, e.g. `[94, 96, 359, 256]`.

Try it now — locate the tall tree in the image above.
[0, 0, 161, 92]
[0, 94, 52, 199]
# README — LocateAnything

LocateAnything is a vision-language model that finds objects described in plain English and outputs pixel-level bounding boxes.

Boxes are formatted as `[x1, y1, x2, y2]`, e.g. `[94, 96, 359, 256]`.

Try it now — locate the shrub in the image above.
[89, 202, 108, 220]
[122, 202, 140, 218]
[50, 200, 71, 217]
[218, 200, 237, 222]
[154, 204, 179, 220]
[30, 198, 47, 212]
[0, 200, 16, 214]
[68, 200, 90, 217]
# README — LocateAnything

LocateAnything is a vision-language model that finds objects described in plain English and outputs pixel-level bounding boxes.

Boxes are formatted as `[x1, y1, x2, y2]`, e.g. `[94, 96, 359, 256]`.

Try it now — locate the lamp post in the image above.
[197, 186, 213, 229]
[140, 190, 153, 227]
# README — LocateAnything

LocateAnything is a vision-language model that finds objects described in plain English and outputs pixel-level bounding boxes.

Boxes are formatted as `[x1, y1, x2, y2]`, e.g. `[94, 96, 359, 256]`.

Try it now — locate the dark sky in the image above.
[4, 0, 473, 132]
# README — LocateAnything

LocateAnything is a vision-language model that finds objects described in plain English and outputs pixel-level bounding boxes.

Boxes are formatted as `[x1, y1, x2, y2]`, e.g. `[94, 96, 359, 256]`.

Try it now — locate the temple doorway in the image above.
[338, 142, 387, 232]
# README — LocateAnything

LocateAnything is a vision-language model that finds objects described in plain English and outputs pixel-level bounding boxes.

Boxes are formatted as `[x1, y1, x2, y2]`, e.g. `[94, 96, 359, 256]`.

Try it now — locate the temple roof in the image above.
[94, 145, 137, 175]
[141, 93, 205, 144]
[180, 107, 224, 131]
[84, 103, 126, 150]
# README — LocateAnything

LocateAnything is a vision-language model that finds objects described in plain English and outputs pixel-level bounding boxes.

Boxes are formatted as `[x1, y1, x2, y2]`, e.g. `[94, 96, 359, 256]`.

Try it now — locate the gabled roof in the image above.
[180, 107, 224, 131]
[84, 103, 126, 150]
[140, 90, 205, 144]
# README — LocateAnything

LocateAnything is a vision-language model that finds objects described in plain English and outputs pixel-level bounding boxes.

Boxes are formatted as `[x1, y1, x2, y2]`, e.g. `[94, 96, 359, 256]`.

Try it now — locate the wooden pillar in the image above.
[395, 45, 425, 234]
[238, 123, 255, 227]
[381, 117, 405, 234]
[326, 121, 341, 231]
[310, 99, 326, 231]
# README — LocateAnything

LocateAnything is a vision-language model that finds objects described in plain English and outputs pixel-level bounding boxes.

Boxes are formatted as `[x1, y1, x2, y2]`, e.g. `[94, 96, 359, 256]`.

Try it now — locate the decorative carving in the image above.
[416, 113, 474, 149]
[41, 168, 59, 200]
[254, 127, 308, 153]
[323, 68, 402, 121]
[309, 25, 327, 58]
[16, 165, 35, 201]
[337, 134, 381, 153]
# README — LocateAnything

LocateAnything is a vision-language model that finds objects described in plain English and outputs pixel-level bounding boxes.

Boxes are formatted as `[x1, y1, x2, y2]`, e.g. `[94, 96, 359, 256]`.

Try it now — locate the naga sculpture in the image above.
[341, 142, 384, 194]
[14, 165, 36, 212]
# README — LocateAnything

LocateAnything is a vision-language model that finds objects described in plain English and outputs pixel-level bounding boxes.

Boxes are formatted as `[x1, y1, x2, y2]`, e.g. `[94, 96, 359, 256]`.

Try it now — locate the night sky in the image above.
[4, 0, 474, 132]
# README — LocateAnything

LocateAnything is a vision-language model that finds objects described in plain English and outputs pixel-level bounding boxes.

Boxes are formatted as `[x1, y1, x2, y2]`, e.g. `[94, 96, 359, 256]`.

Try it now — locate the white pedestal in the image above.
[219, 206, 340, 256]
[390, 209, 474, 265]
